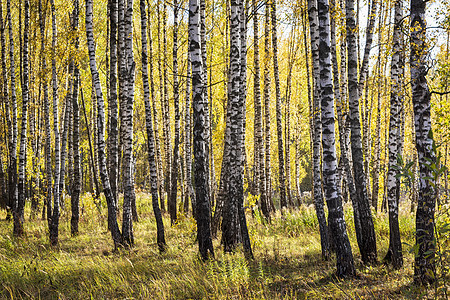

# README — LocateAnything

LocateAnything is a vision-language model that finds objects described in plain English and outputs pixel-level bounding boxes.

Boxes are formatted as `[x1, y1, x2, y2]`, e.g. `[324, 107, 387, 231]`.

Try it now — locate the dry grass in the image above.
[0, 193, 444, 299]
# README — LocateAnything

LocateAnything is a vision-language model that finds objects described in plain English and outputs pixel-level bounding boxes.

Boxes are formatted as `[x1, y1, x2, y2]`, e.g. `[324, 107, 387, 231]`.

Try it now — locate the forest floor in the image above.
[0, 192, 447, 299]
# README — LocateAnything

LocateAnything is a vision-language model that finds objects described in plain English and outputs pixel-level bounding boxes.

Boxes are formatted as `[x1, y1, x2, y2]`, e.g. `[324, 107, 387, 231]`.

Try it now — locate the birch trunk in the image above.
[189, 0, 214, 260]
[184, 53, 195, 215]
[108, 0, 119, 202]
[15, 0, 30, 237]
[6, 0, 17, 222]
[317, 0, 355, 277]
[252, 0, 269, 220]
[38, 0, 51, 226]
[121, 0, 135, 246]
[0, 0, 10, 216]
[49, 0, 61, 246]
[410, 0, 436, 284]
[169, 0, 180, 225]
[383, 0, 404, 269]
[308, 0, 330, 260]
[346, 0, 377, 264]
[71, 0, 81, 236]
[141, 0, 166, 251]
[271, 0, 287, 210]
[263, 3, 273, 212]
[162, 1, 172, 204]
[156, 0, 165, 213]
[86, 0, 122, 249]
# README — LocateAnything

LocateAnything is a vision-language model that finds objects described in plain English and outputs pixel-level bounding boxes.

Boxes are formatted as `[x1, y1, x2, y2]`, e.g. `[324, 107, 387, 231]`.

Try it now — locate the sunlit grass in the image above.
[0, 193, 442, 299]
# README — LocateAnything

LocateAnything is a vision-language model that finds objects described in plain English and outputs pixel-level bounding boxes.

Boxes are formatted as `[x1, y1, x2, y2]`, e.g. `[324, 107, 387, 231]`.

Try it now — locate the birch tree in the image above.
[86, 0, 122, 249]
[71, 0, 81, 236]
[346, 0, 377, 265]
[169, 0, 180, 225]
[141, 0, 166, 251]
[384, 0, 404, 269]
[6, 0, 17, 223]
[49, 0, 61, 246]
[189, 0, 214, 260]
[15, 0, 30, 237]
[410, 0, 437, 284]
[308, 0, 330, 260]
[271, 0, 287, 210]
[317, 0, 356, 277]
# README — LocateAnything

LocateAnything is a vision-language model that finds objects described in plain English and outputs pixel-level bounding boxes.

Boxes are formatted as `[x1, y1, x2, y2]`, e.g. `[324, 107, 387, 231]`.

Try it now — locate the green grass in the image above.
[0, 193, 444, 299]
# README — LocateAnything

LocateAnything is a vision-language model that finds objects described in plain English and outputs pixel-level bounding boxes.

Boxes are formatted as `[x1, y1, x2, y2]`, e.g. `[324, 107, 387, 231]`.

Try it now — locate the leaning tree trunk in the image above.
[0, 0, 10, 217]
[271, 0, 287, 210]
[86, 0, 122, 249]
[6, 0, 18, 222]
[15, 0, 30, 237]
[141, 0, 166, 251]
[169, 0, 180, 225]
[383, 0, 404, 270]
[410, 0, 437, 285]
[317, 0, 356, 277]
[189, 0, 214, 260]
[346, 0, 377, 265]
[307, 0, 330, 260]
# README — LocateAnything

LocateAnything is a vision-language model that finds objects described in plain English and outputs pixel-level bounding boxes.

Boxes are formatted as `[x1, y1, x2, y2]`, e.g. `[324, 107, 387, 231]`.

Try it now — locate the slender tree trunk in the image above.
[169, 0, 180, 225]
[307, 0, 330, 260]
[346, 0, 377, 264]
[263, 4, 273, 212]
[271, 0, 287, 210]
[371, 2, 384, 212]
[252, 0, 269, 220]
[108, 0, 119, 203]
[156, 0, 166, 213]
[162, 0, 172, 206]
[120, 0, 135, 246]
[0, 0, 10, 217]
[59, 63, 73, 209]
[15, 0, 30, 237]
[184, 53, 195, 215]
[383, 0, 404, 269]
[86, 0, 122, 249]
[71, 0, 81, 236]
[49, 0, 61, 246]
[317, 0, 356, 277]
[200, 0, 213, 209]
[189, 0, 214, 260]
[38, 0, 52, 226]
[410, 0, 436, 285]
[6, 0, 17, 222]
[141, 0, 166, 251]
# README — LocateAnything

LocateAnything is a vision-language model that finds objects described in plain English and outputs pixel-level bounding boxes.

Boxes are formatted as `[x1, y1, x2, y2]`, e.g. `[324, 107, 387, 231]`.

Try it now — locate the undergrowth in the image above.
[0, 193, 443, 299]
